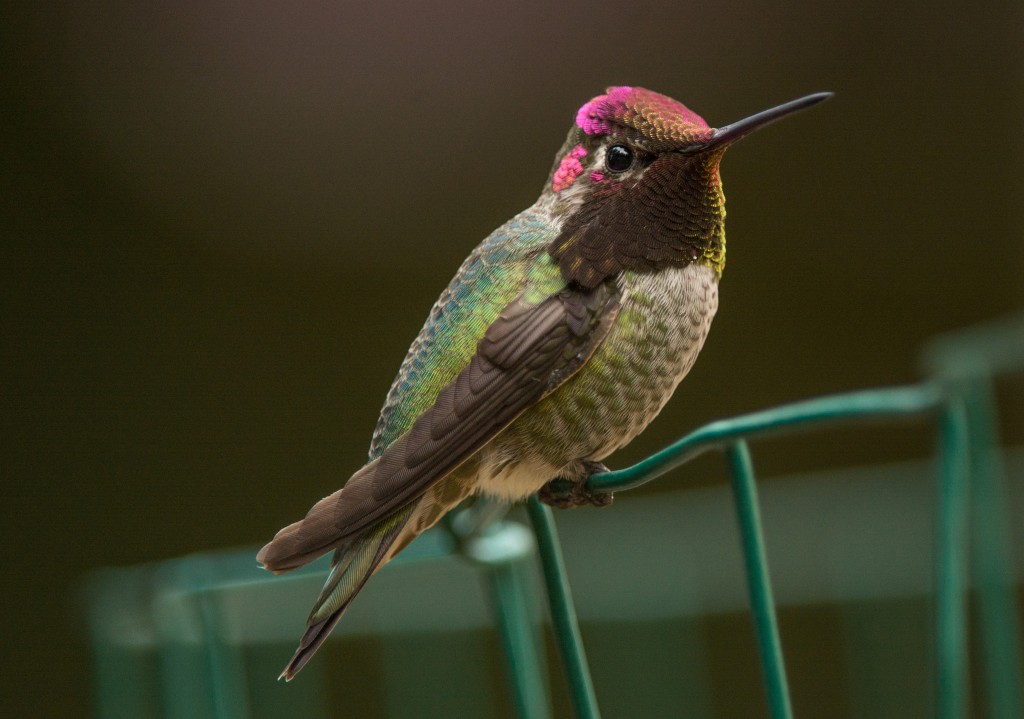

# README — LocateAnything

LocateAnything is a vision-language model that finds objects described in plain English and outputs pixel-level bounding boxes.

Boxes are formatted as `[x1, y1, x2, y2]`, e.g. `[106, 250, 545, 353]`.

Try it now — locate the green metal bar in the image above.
[935, 399, 971, 719]
[925, 323, 1024, 719]
[923, 312, 1024, 378]
[962, 377, 1024, 719]
[84, 568, 164, 719]
[196, 590, 251, 719]
[489, 557, 552, 719]
[461, 518, 551, 719]
[589, 384, 943, 494]
[726, 441, 794, 719]
[527, 498, 601, 719]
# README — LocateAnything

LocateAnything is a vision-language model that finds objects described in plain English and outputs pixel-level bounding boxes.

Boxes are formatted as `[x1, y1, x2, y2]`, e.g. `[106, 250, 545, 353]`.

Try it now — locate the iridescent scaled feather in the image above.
[258, 85, 831, 680]
[369, 211, 558, 459]
[576, 86, 711, 146]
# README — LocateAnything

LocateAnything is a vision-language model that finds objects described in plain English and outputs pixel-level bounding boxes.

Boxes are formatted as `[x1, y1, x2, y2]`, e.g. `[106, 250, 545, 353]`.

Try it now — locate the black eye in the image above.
[605, 145, 633, 172]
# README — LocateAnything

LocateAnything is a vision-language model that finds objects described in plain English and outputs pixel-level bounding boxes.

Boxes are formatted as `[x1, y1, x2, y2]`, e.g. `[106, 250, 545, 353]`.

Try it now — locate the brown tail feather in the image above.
[257, 485, 349, 573]
[265, 469, 476, 678]
[275, 506, 414, 680]
[280, 612, 344, 680]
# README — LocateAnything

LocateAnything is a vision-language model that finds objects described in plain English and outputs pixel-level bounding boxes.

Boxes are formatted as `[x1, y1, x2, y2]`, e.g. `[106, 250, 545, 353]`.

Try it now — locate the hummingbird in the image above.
[258, 86, 831, 679]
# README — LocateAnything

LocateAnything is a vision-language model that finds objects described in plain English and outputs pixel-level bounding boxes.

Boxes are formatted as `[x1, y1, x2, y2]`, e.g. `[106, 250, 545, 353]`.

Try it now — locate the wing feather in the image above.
[257, 280, 621, 573]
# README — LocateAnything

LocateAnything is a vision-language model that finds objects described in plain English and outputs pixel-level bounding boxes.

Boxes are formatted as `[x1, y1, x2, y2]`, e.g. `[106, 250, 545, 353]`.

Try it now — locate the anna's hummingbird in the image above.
[259, 86, 831, 679]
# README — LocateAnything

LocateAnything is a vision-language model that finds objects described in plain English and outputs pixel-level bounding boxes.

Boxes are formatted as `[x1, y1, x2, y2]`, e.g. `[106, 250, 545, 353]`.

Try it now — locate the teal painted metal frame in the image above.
[85, 315, 1024, 719]
[525, 313, 1024, 719]
[534, 384, 941, 719]
[527, 499, 602, 719]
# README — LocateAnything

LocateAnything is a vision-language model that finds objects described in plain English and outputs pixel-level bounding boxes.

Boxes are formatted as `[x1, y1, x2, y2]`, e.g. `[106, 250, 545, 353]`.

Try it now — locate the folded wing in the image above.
[258, 280, 621, 573]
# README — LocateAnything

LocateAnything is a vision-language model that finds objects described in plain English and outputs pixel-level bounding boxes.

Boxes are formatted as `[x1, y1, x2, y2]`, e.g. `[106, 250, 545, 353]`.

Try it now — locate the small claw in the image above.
[537, 461, 614, 509]
[582, 488, 614, 507]
[537, 481, 575, 509]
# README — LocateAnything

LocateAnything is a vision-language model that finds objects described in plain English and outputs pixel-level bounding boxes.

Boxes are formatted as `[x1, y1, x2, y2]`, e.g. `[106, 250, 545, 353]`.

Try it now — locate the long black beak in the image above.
[685, 91, 833, 153]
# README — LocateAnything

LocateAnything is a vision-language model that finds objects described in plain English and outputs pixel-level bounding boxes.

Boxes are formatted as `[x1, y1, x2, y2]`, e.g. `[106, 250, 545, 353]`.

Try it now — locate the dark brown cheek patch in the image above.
[550, 152, 725, 289]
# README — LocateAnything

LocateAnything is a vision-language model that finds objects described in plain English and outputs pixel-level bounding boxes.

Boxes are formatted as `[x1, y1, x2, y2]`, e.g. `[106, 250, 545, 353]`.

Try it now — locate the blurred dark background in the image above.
[2, 1, 1022, 716]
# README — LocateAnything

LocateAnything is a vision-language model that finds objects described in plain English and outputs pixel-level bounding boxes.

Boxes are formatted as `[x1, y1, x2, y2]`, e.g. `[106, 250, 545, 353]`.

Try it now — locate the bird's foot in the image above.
[538, 461, 614, 509]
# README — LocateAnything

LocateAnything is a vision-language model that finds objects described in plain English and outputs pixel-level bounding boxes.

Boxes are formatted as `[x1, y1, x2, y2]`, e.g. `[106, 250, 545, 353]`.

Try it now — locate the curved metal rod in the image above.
[727, 440, 793, 719]
[588, 383, 944, 494]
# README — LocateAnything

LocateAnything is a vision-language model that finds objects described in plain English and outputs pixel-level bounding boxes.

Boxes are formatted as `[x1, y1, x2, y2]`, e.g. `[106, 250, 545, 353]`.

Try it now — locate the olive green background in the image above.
[3, 1, 1022, 716]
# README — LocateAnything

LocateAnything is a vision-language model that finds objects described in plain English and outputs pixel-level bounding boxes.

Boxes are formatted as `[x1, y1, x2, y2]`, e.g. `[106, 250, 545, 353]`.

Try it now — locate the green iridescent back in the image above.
[368, 207, 563, 460]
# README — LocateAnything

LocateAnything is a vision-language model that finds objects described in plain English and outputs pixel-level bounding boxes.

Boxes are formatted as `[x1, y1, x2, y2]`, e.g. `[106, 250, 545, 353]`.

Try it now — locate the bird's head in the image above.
[544, 86, 831, 288]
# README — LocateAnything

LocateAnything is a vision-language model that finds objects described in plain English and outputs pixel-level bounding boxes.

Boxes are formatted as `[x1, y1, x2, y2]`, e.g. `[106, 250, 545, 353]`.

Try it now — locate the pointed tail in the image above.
[259, 470, 476, 679]
[278, 505, 414, 680]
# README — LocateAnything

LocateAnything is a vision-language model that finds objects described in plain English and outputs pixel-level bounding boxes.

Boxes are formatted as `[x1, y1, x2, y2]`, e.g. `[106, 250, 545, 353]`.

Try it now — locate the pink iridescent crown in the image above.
[575, 86, 711, 145]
